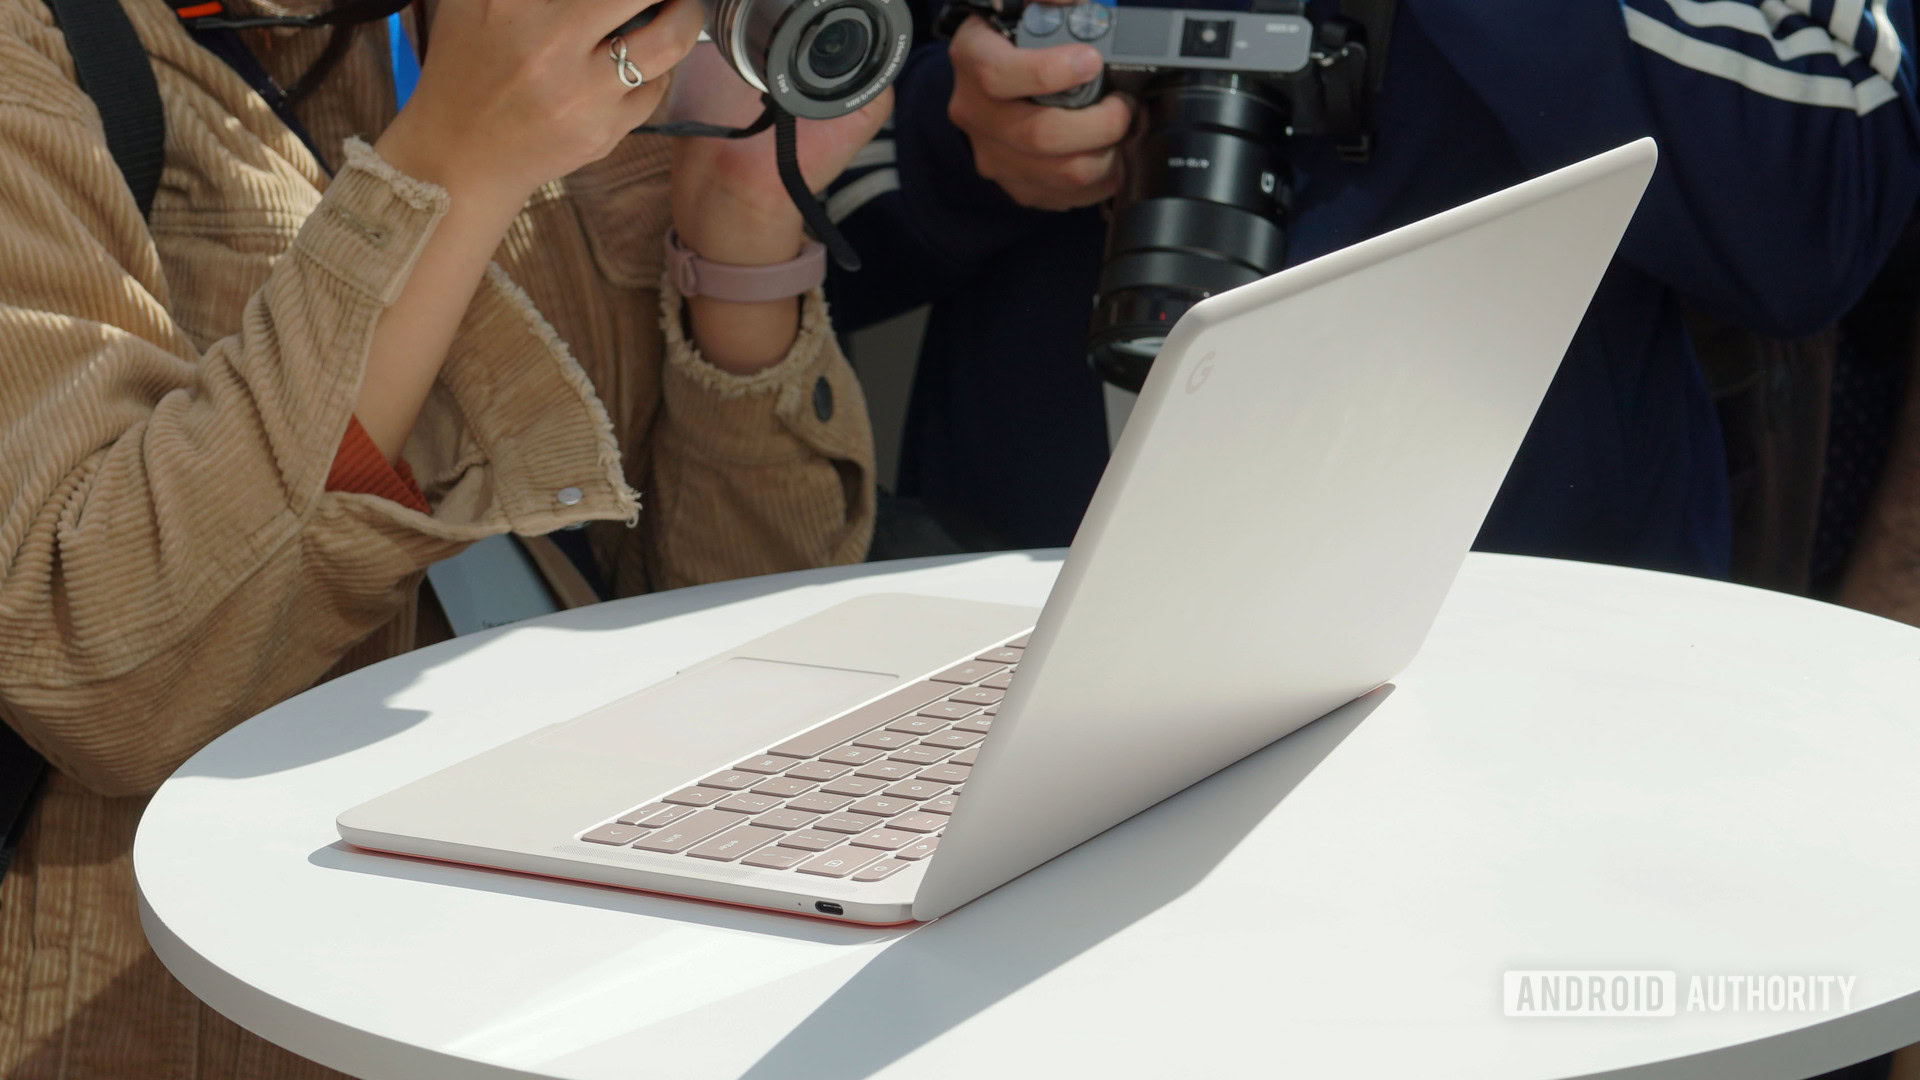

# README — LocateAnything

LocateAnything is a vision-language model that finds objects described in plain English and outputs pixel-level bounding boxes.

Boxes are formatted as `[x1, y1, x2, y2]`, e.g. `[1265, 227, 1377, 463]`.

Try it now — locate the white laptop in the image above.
[338, 139, 1657, 925]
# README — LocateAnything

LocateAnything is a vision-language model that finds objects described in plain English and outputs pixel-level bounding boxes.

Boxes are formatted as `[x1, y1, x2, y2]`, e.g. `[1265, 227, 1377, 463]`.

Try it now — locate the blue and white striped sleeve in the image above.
[1417, 0, 1920, 336]
[1621, 0, 1909, 116]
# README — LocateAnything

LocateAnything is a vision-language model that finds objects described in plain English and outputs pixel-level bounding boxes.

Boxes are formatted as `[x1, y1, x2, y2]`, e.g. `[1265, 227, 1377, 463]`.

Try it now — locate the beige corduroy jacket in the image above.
[0, 0, 875, 1075]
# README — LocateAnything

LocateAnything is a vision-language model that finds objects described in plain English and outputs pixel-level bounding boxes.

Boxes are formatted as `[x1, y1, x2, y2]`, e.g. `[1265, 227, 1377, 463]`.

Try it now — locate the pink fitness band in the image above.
[664, 226, 827, 303]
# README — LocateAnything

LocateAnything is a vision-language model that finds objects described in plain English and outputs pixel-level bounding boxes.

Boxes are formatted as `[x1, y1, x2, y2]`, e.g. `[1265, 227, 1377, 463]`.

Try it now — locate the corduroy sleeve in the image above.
[646, 279, 876, 589]
[0, 21, 632, 795]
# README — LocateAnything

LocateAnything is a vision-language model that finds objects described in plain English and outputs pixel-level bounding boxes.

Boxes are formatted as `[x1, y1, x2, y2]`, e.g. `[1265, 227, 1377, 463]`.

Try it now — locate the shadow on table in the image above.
[736, 685, 1391, 1080]
[172, 552, 1060, 782]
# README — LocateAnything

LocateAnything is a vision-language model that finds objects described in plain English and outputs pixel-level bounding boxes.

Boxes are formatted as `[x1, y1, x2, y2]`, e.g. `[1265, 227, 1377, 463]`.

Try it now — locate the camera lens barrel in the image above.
[1087, 72, 1293, 393]
[708, 0, 910, 119]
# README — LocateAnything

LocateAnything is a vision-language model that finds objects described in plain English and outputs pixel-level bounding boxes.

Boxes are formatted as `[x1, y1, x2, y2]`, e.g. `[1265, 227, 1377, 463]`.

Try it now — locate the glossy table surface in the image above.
[136, 552, 1920, 1079]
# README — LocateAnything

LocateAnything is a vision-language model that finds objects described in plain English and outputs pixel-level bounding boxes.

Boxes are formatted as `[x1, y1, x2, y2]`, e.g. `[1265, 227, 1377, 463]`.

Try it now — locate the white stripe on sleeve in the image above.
[1830, 0, 1868, 46]
[1626, 6, 1901, 112]
[1869, 0, 1905, 79]
[1663, 0, 1861, 64]
[847, 139, 897, 171]
[827, 168, 901, 223]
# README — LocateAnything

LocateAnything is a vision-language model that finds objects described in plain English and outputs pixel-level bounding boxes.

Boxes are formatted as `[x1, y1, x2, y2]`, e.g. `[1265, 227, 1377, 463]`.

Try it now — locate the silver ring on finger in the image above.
[609, 36, 645, 89]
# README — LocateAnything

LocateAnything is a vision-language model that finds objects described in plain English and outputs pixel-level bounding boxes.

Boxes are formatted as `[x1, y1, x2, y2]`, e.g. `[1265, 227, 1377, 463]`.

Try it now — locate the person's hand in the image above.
[666, 44, 893, 268]
[666, 44, 891, 373]
[376, 0, 707, 212]
[947, 9, 1135, 211]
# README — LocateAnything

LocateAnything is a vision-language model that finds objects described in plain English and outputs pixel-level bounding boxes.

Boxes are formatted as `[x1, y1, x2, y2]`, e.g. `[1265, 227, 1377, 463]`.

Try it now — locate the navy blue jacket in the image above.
[828, 0, 1920, 575]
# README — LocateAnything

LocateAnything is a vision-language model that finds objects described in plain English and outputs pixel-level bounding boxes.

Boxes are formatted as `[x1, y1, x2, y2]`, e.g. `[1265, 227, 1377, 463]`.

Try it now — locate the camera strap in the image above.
[636, 100, 864, 272]
[1323, 0, 1395, 162]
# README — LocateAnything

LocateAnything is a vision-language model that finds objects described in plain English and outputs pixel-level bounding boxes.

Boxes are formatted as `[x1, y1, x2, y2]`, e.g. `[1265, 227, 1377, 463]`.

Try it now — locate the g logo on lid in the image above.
[1186, 352, 1216, 395]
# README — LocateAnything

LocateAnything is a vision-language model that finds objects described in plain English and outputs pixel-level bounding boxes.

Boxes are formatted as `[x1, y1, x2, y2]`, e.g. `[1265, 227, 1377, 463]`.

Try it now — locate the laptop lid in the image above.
[915, 140, 1659, 920]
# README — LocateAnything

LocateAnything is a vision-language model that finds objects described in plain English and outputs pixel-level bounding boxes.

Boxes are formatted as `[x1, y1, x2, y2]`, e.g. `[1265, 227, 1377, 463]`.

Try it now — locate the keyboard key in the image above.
[822, 776, 888, 797]
[753, 809, 820, 831]
[896, 836, 941, 860]
[733, 755, 793, 774]
[918, 764, 970, 786]
[632, 810, 741, 852]
[854, 761, 918, 781]
[951, 746, 981, 765]
[717, 793, 783, 815]
[796, 846, 886, 878]
[931, 661, 1006, 685]
[984, 707, 998, 716]
[617, 803, 694, 828]
[980, 670, 1015, 690]
[954, 715, 992, 734]
[885, 715, 946, 735]
[1007, 633, 1032, 647]
[916, 702, 980, 722]
[785, 761, 851, 782]
[582, 824, 649, 846]
[815, 812, 885, 833]
[751, 777, 816, 798]
[820, 744, 886, 766]
[853, 730, 918, 750]
[699, 770, 761, 791]
[976, 647, 1022, 664]
[742, 846, 812, 870]
[848, 795, 913, 817]
[663, 786, 730, 807]
[889, 812, 946, 833]
[786, 792, 855, 814]
[852, 858, 912, 882]
[884, 780, 949, 801]
[948, 687, 1003, 706]
[687, 825, 782, 862]
[777, 830, 844, 852]
[850, 828, 916, 850]
[766, 682, 950, 758]
[888, 746, 951, 766]
[923, 795, 959, 815]
[924, 730, 985, 751]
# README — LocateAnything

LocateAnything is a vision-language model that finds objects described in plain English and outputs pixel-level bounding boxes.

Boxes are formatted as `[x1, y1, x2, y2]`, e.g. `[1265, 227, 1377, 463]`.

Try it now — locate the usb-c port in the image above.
[815, 901, 844, 916]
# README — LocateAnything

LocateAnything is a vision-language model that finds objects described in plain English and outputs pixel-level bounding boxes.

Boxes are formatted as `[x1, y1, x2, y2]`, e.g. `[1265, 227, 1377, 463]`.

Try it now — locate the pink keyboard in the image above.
[574, 634, 1029, 882]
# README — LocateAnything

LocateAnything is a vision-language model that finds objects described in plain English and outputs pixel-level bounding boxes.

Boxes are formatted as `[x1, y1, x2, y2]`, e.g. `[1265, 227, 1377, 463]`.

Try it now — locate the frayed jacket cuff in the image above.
[656, 277, 873, 469]
[292, 137, 449, 305]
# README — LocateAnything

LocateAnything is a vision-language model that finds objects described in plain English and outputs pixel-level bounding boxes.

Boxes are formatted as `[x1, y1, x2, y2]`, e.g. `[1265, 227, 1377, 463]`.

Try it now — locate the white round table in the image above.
[136, 552, 1920, 1080]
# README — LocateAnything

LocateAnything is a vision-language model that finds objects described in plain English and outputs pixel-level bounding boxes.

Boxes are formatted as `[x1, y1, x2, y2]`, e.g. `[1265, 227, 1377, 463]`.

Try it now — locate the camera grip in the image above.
[1031, 73, 1104, 109]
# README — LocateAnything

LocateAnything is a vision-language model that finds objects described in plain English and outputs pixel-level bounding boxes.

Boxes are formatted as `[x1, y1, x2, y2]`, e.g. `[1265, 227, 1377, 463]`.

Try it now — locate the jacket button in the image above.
[555, 486, 584, 506]
[812, 376, 834, 422]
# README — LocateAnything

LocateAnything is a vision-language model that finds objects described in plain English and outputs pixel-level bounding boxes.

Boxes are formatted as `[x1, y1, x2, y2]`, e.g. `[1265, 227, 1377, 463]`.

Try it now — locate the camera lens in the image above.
[795, 8, 874, 94]
[804, 14, 869, 82]
[706, 0, 909, 119]
[1087, 73, 1291, 392]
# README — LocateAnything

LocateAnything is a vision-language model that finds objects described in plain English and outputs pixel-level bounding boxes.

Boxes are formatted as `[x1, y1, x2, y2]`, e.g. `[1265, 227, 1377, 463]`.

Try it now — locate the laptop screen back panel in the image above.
[915, 142, 1657, 920]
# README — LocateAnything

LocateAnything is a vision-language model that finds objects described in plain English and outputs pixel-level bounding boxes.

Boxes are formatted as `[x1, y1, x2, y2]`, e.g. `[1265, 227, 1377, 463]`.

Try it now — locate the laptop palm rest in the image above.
[533, 658, 897, 761]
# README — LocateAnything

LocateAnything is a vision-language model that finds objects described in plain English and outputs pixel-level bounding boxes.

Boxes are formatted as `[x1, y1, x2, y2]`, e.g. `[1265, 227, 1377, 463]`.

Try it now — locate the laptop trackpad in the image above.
[535, 657, 899, 766]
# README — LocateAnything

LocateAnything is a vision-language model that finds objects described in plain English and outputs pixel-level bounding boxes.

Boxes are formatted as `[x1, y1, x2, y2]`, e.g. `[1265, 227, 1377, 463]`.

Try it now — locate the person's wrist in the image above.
[673, 222, 808, 375]
[673, 185, 807, 267]
[374, 110, 534, 221]
[668, 182, 820, 374]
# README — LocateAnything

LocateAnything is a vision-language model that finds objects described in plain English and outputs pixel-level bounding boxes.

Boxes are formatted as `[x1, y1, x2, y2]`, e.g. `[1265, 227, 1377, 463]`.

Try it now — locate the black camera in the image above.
[1006, 0, 1391, 391]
